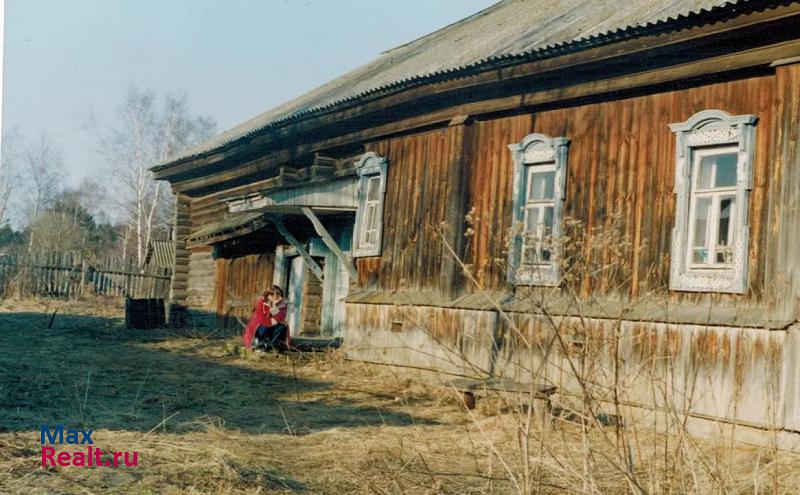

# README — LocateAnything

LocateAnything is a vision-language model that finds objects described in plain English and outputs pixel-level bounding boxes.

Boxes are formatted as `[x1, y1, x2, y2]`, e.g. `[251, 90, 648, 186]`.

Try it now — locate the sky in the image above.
[3, 0, 496, 186]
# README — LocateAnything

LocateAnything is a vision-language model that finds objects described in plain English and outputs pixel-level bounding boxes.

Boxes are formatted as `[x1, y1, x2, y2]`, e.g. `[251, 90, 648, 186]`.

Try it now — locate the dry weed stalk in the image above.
[369, 209, 794, 494]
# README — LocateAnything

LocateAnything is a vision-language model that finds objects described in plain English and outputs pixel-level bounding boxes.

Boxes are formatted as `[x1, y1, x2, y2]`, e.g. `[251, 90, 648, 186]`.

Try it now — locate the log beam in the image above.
[300, 206, 358, 280]
[268, 215, 324, 282]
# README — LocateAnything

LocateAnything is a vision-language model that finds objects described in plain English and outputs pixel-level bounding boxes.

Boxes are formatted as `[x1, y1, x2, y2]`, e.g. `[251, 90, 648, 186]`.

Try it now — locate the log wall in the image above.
[359, 126, 462, 293]
[174, 66, 800, 324]
[765, 64, 800, 319]
[352, 72, 796, 316]
[180, 196, 224, 326]
[168, 195, 191, 326]
[466, 74, 778, 304]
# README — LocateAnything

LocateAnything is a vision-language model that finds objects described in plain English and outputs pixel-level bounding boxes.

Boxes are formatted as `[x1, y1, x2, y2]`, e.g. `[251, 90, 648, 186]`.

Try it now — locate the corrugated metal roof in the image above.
[156, 0, 767, 170]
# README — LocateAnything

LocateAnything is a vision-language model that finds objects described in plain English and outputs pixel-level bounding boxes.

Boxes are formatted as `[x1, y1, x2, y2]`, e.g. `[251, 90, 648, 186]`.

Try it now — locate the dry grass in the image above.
[1, 297, 799, 494]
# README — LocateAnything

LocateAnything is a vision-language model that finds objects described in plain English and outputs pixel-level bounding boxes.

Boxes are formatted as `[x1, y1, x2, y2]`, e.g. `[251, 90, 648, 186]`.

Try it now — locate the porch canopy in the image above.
[188, 176, 359, 279]
[225, 175, 358, 214]
[186, 211, 270, 246]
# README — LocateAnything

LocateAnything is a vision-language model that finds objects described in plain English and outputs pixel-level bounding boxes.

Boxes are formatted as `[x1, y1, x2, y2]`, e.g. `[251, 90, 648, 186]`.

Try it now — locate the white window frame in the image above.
[359, 176, 382, 248]
[507, 133, 569, 286]
[685, 146, 738, 270]
[352, 152, 388, 258]
[669, 110, 757, 293]
[522, 163, 556, 266]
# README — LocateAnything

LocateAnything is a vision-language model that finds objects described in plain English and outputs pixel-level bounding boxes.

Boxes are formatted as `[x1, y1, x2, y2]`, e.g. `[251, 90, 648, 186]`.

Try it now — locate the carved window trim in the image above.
[352, 152, 388, 258]
[669, 110, 757, 293]
[507, 133, 569, 286]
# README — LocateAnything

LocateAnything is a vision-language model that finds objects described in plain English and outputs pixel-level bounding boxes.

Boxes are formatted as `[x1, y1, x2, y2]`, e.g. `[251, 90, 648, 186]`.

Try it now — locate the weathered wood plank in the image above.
[269, 216, 324, 282]
[301, 207, 357, 279]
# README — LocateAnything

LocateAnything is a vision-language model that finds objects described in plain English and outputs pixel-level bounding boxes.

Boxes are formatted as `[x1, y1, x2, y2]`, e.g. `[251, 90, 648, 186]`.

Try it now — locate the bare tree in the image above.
[21, 134, 64, 250]
[93, 87, 215, 264]
[0, 128, 23, 226]
[70, 177, 108, 220]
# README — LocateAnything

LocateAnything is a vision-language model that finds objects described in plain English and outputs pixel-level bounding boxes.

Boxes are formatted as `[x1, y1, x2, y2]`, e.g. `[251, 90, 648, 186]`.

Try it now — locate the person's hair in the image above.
[264, 285, 283, 298]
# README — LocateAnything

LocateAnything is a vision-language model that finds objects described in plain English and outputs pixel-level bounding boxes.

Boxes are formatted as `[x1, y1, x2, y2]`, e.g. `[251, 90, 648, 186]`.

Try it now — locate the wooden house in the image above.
[152, 0, 800, 445]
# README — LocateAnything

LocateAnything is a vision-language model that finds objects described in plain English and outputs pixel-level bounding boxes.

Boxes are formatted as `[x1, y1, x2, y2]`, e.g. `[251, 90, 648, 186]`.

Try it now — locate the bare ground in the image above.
[1, 298, 799, 494]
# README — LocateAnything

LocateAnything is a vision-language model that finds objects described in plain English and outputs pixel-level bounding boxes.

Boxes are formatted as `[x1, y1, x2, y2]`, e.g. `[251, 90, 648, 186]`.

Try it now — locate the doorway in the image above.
[284, 253, 325, 337]
[273, 222, 353, 339]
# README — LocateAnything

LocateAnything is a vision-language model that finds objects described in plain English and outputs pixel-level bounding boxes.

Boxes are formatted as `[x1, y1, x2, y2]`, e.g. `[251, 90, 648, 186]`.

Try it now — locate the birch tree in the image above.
[21, 134, 64, 251]
[94, 87, 215, 264]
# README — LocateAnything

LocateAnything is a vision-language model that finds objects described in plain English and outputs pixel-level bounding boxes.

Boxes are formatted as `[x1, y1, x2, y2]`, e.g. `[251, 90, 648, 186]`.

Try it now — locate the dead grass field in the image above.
[2, 298, 800, 494]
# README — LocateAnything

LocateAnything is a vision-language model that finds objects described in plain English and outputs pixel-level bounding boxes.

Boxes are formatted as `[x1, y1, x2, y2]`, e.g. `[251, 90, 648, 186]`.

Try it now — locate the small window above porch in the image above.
[352, 152, 388, 258]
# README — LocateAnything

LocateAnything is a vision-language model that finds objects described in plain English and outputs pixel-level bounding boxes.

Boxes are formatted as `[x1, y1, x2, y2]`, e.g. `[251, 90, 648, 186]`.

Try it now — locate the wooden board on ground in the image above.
[449, 377, 557, 411]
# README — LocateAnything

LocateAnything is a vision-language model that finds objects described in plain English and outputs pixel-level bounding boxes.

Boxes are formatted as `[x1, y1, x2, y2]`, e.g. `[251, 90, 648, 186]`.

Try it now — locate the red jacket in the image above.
[263, 299, 288, 327]
[243, 296, 290, 348]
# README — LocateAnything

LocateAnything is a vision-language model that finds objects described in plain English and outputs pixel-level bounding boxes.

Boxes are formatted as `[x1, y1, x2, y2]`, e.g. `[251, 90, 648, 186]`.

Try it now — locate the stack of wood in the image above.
[310, 154, 337, 178]
[260, 154, 360, 191]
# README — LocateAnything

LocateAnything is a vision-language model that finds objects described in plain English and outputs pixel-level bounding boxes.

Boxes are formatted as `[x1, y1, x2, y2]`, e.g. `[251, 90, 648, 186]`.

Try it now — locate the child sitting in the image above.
[243, 286, 290, 351]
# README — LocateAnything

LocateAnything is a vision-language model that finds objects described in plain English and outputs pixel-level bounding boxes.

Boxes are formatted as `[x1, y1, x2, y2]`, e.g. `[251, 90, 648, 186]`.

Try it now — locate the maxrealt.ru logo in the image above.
[40, 425, 139, 467]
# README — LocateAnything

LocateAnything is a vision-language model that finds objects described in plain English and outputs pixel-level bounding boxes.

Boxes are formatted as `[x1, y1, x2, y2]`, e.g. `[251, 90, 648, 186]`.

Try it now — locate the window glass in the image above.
[689, 147, 741, 266]
[697, 151, 737, 189]
[361, 203, 378, 246]
[692, 197, 711, 264]
[714, 153, 738, 187]
[522, 209, 539, 264]
[716, 196, 735, 263]
[697, 156, 714, 189]
[366, 176, 381, 201]
[521, 206, 555, 264]
[524, 208, 538, 233]
[528, 169, 555, 200]
[541, 206, 554, 232]
[540, 207, 553, 261]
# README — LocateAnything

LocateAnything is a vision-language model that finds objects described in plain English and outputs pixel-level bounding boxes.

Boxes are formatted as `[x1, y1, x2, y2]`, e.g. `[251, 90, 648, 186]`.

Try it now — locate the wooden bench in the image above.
[450, 377, 557, 413]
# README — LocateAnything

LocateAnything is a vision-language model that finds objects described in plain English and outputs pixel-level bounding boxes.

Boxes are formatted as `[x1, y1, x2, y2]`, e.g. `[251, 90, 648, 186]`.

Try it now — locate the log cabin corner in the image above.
[151, 0, 800, 447]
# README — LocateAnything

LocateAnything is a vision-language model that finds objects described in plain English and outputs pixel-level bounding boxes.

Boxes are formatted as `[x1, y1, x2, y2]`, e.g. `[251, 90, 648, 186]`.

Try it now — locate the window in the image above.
[522, 163, 556, 265]
[507, 134, 569, 286]
[352, 152, 388, 257]
[669, 110, 757, 293]
[359, 176, 381, 248]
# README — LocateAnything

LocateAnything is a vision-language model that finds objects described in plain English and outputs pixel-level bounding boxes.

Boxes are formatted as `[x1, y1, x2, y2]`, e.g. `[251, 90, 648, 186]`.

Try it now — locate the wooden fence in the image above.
[0, 253, 172, 299]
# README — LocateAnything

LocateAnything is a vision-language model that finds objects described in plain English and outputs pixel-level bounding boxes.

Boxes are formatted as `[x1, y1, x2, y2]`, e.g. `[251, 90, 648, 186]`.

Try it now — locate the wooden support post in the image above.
[300, 206, 358, 280]
[268, 215, 324, 282]
[272, 245, 287, 288]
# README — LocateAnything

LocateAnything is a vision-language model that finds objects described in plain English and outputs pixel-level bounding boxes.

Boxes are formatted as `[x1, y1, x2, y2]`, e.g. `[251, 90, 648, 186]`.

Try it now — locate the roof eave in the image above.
[151, 0, 799, 179]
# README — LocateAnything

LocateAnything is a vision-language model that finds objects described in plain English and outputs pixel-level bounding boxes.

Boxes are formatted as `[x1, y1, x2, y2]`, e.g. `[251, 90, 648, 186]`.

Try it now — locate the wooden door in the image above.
[285, 254, 325, 336]
[301, 258, 325, 336]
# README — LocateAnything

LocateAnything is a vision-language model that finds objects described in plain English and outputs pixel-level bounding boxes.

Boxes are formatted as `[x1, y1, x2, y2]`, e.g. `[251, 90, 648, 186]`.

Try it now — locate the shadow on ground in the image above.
[0, 310, 436, 436]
